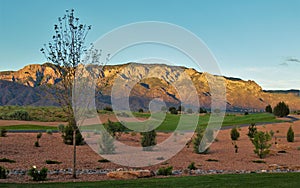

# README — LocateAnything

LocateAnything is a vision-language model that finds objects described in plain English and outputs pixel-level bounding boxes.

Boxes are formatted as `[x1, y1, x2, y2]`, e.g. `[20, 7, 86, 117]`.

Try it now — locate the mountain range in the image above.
[0, 63, 299, 112]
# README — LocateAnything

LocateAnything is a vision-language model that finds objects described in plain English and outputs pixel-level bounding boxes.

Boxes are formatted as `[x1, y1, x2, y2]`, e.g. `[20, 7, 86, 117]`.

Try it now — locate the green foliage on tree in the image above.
[287, 126, 294, 142]
[141, 130, 157, 151]
[98, 130, 115, 154]
[230, 127, 240, 141]
[251, 131, 272, 159]
[169, 107, 178, 114]
[265, 104, 272, 113]
[247, 123, 257, 139]
[273, 101, 290, 117]
[62, 125, 84, 145]
[104, 119, 127, 139]
[199, 107, 207, 114]
[177, 105, 185, 113]
[193, 128, 210, 154]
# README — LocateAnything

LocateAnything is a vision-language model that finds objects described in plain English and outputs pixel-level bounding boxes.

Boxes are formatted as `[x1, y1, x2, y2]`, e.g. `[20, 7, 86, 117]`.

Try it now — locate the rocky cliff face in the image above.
[0, 63, 299, 112]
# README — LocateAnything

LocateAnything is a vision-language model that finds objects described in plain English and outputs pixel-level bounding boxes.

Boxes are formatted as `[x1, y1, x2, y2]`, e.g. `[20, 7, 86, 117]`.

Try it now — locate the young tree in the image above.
[273, 101, 290, 117]
[265, 104, 272, 113]
[141, 130, 157, 151]
[251, 131, 272, 159]
[247, 123, 257, 139]
[287, 126, 294, 142]
[230, 127, 240, 153]
[41, 9, 103, 178]
[98, 130, 115, 154]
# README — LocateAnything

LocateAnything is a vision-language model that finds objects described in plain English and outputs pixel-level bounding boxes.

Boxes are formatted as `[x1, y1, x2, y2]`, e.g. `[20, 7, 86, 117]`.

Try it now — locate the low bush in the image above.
[46, 129, 53, 135]
[252, 160, 266, 164]
[0, 166, 9, 179]
[98, 159, 110, 163]
[28, 166, 48, 181]
[187, 162, 197, 170]
[45, 160, 61, 164]
[247, 123, 257, 139]
[157, 166, 173, 176]
[0, 128, 7, 137]
[103, 106, 113, 111]
[206, 159, 219, 162]
[61, 125, 84, 145]
[230, 126, 240, 141]
[0, 158, 16, 163]
[287, 126, 294, 142]
[8, 110, 31, 120]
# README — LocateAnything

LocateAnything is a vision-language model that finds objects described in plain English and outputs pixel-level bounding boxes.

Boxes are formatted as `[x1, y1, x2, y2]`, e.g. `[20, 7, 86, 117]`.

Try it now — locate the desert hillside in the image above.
[0, 63, 299, 111]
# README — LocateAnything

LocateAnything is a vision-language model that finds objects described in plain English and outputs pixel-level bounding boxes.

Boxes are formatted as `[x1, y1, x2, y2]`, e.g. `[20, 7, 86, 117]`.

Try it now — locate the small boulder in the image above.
[107, 170, 152, 179]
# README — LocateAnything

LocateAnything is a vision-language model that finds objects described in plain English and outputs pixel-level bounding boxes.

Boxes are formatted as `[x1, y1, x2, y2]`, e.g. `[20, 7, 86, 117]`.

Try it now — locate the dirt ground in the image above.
[0, 117, 299, 183]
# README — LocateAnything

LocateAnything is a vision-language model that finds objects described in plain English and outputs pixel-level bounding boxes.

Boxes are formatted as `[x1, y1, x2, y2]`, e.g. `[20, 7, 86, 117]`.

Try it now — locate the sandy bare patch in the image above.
[0, 120, 299, 183]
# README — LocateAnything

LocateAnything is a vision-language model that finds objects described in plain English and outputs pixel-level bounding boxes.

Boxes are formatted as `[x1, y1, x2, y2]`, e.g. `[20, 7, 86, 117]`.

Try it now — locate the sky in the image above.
[0, 0, 299, 90]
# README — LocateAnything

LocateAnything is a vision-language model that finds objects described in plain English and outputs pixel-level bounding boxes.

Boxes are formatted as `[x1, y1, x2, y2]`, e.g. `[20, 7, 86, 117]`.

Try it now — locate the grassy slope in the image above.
[0, 106, 282, 131]
[0, 173, 299, 188]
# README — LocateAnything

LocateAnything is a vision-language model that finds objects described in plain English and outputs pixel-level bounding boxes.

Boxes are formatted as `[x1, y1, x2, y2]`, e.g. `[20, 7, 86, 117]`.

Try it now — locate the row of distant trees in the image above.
[265, 101, 290, 117]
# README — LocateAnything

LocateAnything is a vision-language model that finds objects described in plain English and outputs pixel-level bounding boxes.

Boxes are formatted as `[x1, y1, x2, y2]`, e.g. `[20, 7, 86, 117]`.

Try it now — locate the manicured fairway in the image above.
[0, 173, 299, 188]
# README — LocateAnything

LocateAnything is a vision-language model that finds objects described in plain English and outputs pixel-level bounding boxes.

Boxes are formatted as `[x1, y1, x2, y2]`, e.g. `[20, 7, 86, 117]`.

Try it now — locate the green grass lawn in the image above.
[0, 173, 299, 188]
[0, 124, 57, 131]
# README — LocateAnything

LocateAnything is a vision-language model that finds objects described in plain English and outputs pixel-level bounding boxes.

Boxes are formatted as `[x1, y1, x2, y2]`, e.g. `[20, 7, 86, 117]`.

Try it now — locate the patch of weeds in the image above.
[252, 160, 266, 164]
[0, 158, 16, 163]
[161, 161, 169, 165]
[156, 157, 164, 160]
[187, 162, 197, 170]
[157, 166, 173, 176]
[206, 159, 219, 162]
[46, 160, 62, 164]
[297, 146, 300, 151]
[98, 159, 110, 163]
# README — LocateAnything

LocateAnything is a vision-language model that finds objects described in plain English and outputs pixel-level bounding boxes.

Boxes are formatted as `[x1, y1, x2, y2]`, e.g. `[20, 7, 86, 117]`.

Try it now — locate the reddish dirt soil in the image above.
[0, 118, 299, 183]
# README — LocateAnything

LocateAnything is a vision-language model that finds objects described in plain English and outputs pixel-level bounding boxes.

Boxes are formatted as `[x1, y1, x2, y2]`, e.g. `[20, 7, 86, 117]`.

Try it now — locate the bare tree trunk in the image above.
[72, 128, 77, 179]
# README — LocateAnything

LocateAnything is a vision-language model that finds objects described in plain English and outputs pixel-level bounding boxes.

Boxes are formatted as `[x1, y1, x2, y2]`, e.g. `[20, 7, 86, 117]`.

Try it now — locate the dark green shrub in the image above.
[157, 166, 173, 176]
[199, 107, 207, 114]
[104, 119, 127, 139]
[45, 160, 61, 164]
[141, 130, 157, 151]
[57, 124, 65, 133]
[46, 129, 53, 135]
[98, 159, 110, 163]
[252, 160, 266, 164]
[187, 162, 197, 170]
[169, 107, 178, 114]
[247, 123, 257, 139]
[138, 108, 144, 113]
[0, 158, 15, 163]
[9, 110, 31, 120]
[287, 126, 294, 142]
[103, 106, 113, 111]
[62, 125, 84, 145]
[0, 166, 9, 179]
[230, 127, 240, 141]
[273, 101, 290, 117]
[206, 159, 219, 162]
[251, 131, 272, 159]
[244, 111, 249, 115]
[28, 166, 48, 181]
[265, 104, 272, 113]
[34, 141, 40, 147]
[0, 128, 7, 137]
[177, 105, 185, 113]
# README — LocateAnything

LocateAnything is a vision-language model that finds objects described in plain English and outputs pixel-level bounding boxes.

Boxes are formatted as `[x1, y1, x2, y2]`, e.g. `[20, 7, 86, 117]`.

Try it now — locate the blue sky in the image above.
[0, 0, 299, 90]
